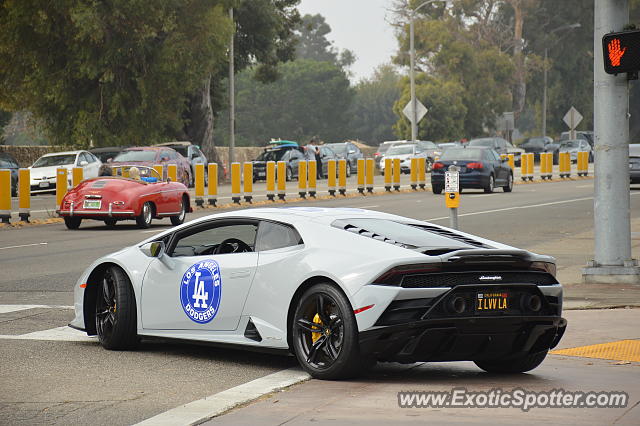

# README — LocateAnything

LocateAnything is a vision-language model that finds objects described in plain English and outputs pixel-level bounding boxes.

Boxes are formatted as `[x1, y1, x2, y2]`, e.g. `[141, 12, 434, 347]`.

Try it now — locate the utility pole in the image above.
[409, 16, 417, 144]
[583, 0, 640, 283]
[228, 7, 235, 167]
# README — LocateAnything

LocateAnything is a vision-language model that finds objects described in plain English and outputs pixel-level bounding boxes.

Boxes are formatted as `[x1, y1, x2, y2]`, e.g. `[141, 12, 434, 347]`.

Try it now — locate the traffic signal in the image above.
[602, 30, 640, 75]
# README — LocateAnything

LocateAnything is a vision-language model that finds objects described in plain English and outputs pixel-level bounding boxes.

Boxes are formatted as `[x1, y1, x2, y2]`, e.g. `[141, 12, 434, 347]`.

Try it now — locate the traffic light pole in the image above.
[583, 0, 640, 283]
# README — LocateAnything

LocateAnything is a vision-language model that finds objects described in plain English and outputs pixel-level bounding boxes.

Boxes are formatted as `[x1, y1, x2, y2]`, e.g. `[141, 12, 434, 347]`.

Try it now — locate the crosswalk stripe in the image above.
[0, 304, 74, 314]
[0, 326, 95, 342]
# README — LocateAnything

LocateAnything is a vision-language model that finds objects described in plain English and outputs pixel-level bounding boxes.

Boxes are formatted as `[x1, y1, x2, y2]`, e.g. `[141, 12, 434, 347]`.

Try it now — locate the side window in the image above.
[256, 221, 303, 251]
[492, 150, 502, 161]
[483, 150, 494, 162]
[169, 222, 259, 257]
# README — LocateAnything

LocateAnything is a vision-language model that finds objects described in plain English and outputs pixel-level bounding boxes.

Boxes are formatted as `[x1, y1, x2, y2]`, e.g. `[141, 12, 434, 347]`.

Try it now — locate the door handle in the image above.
[229, 270, 251, 279]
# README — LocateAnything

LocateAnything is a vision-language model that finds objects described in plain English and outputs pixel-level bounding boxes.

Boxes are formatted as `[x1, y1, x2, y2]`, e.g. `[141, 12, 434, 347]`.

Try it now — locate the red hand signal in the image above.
[608, 38, 627, 67]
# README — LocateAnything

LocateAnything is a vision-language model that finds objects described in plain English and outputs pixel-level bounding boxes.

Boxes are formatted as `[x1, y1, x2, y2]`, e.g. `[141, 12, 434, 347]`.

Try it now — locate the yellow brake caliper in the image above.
[311, 313, 322, 343]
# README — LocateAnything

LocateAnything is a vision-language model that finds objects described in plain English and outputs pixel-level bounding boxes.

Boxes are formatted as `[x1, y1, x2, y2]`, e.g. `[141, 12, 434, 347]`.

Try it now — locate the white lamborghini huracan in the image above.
[70, 207, 566, 379]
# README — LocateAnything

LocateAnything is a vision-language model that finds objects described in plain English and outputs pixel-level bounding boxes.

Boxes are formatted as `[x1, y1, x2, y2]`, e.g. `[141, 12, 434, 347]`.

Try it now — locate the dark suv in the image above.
[325, 142, 363, 174]
[253, 145, 307, 181]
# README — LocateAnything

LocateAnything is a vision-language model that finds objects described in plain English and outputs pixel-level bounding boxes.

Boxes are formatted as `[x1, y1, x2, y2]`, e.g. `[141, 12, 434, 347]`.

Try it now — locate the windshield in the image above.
[468, 139, 494, 147]
[113, 150, 157, 162]
[326, 144, 347, 154]
[439, 148, 483, 161]
[166, 145, 188, 156]
[561, 141, 581, 148]
[387, 145, 415, 155]
[417, 141, 437, 149]
[32, 154, 77, 168]
[256, 149, 288, 162]
[93, 151, 121, 162]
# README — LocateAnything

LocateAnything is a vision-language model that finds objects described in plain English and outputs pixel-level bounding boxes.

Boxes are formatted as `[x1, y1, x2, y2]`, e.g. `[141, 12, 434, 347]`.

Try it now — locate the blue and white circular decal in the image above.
[180, 260, 222, 324]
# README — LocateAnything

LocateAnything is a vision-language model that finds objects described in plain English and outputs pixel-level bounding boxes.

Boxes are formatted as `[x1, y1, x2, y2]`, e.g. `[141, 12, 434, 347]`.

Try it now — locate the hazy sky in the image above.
[298, 0, 399, 82]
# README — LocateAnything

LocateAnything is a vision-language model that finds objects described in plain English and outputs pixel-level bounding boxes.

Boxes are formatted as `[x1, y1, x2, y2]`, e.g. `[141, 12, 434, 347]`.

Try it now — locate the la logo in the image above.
[192, 271, 209, 308]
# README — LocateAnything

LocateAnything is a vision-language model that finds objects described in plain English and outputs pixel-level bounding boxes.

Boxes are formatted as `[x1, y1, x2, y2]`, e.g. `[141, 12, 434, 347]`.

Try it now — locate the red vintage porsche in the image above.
[58, 166, 192, 229]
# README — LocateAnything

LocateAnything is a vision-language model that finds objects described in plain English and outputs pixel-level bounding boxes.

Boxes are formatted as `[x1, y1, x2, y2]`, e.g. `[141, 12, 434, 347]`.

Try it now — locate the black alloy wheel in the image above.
[503, 172, 513, 192]
[95, 266, 138, 350]
[292, 284, 361, 380]
[484, 174, 495, 193]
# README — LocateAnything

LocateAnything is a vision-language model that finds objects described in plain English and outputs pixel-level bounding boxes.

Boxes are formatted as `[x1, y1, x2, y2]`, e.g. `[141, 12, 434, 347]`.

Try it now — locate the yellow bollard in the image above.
[338, 159, 347, 196]
[384, 158, 392, 191]
[18, 168, 30, 222]
[418, 157, 426, 189]
[0, 169, 10, 223]
[277, 160, 287, 200]
[410, 157, 418, 190]
[558, 152, 566, 178]
[357, 158, 366, 194]
[194, 163, 205, 207]
[500, 154, 508, 162]
[507, 153, 515, 170]
[520, 153, 528, 181]
[393, 158, 401, 191]
[308, 160, 317, 197]
[539, 153, 547, 179]
[526, 153, 534, 181]
[71, 167, 83, 188]
[153, 164, 164, 181]
[231, 162, 241, 203]
[577, 151, 588, 176]
[168, 164, 178, 183]
[266, 161, 276, 201]
[207, 163, 218, 206]
[298, 160, 307, 198]
[328, 159, 337, 196]
[56, 168, 68, 207]
[243, 162, 253, 203]
[366, 158, 374, 193]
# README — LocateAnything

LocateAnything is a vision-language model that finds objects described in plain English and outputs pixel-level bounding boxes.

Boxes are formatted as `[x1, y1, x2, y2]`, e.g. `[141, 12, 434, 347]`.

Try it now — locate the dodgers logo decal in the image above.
[180, 260, 222, 324]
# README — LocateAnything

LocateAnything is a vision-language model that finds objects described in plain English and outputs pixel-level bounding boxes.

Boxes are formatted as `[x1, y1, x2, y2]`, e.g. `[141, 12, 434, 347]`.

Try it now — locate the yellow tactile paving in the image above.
[551, 339, 640, 362]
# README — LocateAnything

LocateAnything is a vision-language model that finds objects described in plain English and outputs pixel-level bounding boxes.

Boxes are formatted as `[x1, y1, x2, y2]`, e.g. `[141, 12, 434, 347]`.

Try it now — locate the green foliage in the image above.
[295, 14, 355, 69]
[0, 1, 232, 147]
[216, 59, 353, 145]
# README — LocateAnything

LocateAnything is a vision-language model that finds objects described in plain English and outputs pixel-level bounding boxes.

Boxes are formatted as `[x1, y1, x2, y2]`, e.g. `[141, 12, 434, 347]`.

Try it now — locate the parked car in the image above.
[375, 140, 409, 169]
[379, 143, 431, 174]
[431, 147, 513, 194]
[252, 144, 307, 181]
[305, 145, 340, 177]
[559, 139, 593, 163]
[155, 141, 208, 187]
[416, 140, 439, 171]
[111, 147, 191, 187]
[468, 137, 524, 166]
[29, 150, 102, 194]
[325, 142, 363, 175]
[630, 144, 640, 184]
[520, 137, 553, 161]
[560, 131, 594, 148]
[0, 151, 19, 196]
[69, 207, 566, 379]
[90, 147, 127, 177]
[58, 165, 191, 229]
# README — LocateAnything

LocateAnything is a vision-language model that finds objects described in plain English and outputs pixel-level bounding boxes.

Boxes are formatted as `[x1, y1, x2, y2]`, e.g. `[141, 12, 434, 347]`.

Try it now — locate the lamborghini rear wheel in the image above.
[95, 266, 138, 350]
[292, 283, 361, 380]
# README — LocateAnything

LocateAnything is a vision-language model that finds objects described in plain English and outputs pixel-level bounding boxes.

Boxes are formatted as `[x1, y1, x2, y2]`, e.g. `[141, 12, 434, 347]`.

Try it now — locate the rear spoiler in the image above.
[442, 249, 553, 264]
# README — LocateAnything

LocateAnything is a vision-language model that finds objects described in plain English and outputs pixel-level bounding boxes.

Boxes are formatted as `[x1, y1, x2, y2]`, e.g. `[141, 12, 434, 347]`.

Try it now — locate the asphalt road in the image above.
[1, 178, 639, 424]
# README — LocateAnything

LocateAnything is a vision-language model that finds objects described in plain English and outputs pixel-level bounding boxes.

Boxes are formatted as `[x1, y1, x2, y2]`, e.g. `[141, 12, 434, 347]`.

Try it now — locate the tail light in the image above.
[466, 162, 484, 169]
[372, 263, 441, 286]
[530, 261, 556, 277]
[432, 162, 444, 170]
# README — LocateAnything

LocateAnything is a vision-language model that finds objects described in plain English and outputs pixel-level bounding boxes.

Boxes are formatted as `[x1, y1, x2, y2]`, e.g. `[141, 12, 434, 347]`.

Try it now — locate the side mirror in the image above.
[141, 241, 165, 258]
[79, 160, 88, 166]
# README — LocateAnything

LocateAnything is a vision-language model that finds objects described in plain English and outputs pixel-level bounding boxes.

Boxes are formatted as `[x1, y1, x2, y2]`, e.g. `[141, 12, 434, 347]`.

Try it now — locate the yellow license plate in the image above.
[476, 292, 509, 311]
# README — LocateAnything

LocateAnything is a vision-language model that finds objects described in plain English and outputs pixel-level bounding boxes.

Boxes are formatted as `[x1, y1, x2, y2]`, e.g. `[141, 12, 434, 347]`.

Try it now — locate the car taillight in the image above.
[372, 263, 442, 286]
[432, 162, 444, 170]
[467, 162, 484, 169]
[530, 261, 557, 277]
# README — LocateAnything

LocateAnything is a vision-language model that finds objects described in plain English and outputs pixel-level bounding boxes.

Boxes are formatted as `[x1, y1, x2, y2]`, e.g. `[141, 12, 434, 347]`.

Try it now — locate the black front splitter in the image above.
[359, 315, 566, 364]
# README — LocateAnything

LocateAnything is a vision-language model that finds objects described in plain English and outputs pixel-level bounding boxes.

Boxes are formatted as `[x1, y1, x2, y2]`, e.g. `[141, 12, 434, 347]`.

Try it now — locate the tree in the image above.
[215, 59, 353, 145]
[347, 64, 402, 144]
[295, 14, 355, 70]
[0, 1, 232, 147]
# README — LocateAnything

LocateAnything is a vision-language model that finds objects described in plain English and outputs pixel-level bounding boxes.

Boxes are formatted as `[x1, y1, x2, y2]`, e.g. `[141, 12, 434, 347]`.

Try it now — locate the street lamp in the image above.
[541, 23, 580, 139]
[408, 0, 452, 144]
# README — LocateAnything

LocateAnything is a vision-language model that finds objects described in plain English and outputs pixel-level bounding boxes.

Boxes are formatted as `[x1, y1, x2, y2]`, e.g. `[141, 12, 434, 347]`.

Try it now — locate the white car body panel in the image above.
[29, 150, 102, 192]
[70, 207, 559, 352]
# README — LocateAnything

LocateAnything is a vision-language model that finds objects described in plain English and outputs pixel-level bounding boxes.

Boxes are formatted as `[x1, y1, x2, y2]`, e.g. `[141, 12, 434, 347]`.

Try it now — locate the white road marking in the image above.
[0, 326, 95, 342]
[0, 242, 48, 251]
[359, 205, 380, 208]
[576, 184, 593, 188]
[0, 304, 73, 314]
[469, 194, 498, 198]
[141, 229, 165, 233]
[135, 367, 309, 426]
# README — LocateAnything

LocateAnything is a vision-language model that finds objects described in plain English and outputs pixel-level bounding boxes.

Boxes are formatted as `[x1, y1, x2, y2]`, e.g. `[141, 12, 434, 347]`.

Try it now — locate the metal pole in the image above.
[409, 15, 417, 144]
[542, 47, 548, 138]
[228, 7, 235, 167]
[449, 207, 458, 230]
[585, 0, 639, 283]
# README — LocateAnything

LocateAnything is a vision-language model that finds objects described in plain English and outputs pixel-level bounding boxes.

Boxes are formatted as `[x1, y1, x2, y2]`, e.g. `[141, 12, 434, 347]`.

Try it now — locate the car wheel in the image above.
[286, 167, 293, 182]
[170, 197, 187, 226]
[484, 174, 494, 193]
[136, 202, 153, 229]
[503, 173, 513, 193]
[64, 217, 82, 230]
[432, 185, 443, 194]
[189, 170, 194, 188]
[474, 350, 548, 374]
[346, 165, 352, 178]
[589, 152, 594, 163]
[292, 283, 362, 380]
[104, 218, 117, 228]
[426, 159, 433, 173]
[95, 265, 138, 350]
